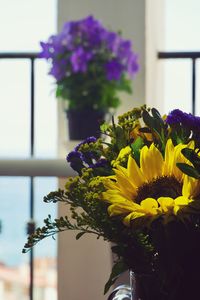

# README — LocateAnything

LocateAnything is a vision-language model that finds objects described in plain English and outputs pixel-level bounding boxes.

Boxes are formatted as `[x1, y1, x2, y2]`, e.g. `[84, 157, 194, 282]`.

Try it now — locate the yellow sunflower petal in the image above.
[158, 197, 174, 213]
[103, 178, 119, 190]
[182, 176, 200, 199]
[123, 211, 146, 225]
[172, 144, 188, 181]
[140, 144, 163, 181]
[108, 201, 140, 216]
[163, 139, 174, 176]
[140, 198, 159, 215]
[163, 139, 195, 181]
[114, 168, 137, 197]
[174, 196, 191, 214]
[127, 155, 145, 187]
[102, 191, 132, 203]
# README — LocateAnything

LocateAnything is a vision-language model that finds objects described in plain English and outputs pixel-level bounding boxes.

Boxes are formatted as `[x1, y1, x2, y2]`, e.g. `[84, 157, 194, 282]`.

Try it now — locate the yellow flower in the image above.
[130, 122, 152, 142]
[102, 139, 200, 226]
[111, 146, 131, 167]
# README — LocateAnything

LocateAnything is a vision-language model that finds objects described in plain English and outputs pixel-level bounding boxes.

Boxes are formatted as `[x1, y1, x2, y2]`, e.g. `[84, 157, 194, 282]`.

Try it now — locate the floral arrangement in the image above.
[23, 106, 200, 299]
[39, 15, 139, 111]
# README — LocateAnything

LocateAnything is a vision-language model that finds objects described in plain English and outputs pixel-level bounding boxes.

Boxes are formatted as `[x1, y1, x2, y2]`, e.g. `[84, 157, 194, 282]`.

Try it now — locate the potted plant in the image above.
[39, 15, 139, 140]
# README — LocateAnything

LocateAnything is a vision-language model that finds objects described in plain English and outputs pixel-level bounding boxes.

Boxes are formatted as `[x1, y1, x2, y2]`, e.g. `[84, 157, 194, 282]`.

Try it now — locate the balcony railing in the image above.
[0, 52, 73, 300]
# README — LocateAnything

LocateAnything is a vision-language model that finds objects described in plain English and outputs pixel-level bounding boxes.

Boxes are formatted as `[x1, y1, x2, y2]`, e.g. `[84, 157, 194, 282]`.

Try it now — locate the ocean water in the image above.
[0, 176, 58, 267]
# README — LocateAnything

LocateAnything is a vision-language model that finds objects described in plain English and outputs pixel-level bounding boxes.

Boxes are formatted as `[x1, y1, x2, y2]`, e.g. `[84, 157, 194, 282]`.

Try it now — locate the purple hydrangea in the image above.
[39, 15, 139, 82]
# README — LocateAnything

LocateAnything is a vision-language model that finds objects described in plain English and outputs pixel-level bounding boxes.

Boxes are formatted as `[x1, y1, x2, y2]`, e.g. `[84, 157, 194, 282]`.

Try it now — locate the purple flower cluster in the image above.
[66, 136, 108, 173]
[166, 109, 200, 130]
[39, 15, 139, 82]
[74, 136, 97, 152]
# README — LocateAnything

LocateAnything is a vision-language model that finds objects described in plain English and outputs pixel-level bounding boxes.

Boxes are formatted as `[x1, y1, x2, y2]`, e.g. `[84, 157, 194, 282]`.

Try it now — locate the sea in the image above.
[0, 176, 58, 267]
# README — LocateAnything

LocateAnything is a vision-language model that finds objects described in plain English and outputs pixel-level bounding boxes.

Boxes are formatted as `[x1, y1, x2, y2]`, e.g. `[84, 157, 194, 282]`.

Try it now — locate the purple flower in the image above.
[89, 158, 108, 169]
[49, 59, 67, 81]
[39, 15, 139, 110]
[117, 40, 132, 60]
[166, 109, 185, 125]
[126, 53, 139, 77]
[66, 150, 83, 162]
[66, 151, 84, 174]
[38, 42, 53, 59]
[75, 136, 97, 152]
[105, 59, 124, 80]
[105, 32, 121, 53]
[166, 109, 200, 130]
[70, 47, 92, 73]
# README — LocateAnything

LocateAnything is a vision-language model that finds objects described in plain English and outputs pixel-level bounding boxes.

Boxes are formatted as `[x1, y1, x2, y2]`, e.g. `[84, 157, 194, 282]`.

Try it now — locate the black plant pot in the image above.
[66, 108, 105, 140]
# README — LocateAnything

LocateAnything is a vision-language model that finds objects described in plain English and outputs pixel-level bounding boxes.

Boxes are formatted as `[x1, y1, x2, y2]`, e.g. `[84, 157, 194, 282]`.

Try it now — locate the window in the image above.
[0, 1, 58, 299]
[162, 0, 200, 114]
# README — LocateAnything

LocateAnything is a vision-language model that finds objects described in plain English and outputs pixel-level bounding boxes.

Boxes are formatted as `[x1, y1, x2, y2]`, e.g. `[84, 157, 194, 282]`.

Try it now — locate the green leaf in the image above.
[181, 148, 196, 160]
[176, 163, 200, 179]
[131, 136, 144, 165]
[76, 231, 86, 240]
[100, 122, 110, 133]
[142, 110, 155, 129]
[114, 126, 127, 150]
[56, 85, 62, 98]
[104, 261, 128, 294]
[151, 108, 163, 123]
[181, 148, 200, 169]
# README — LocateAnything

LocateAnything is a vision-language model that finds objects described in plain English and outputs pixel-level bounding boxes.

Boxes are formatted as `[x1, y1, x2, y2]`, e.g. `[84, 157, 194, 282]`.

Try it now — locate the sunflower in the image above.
[102, 139, 200, 225]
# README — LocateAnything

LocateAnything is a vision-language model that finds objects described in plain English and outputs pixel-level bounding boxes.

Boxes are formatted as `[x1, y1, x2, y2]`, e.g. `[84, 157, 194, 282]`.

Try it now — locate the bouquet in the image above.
[39, 15, 139, 111]
[23, 106, 200, 299]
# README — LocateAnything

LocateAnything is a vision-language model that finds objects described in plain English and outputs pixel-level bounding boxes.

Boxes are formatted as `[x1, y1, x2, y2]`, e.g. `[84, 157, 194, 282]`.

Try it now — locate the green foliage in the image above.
[56, 71, 132, 111]
[176, 148, 200, 179]
[131, 137, 144, 165]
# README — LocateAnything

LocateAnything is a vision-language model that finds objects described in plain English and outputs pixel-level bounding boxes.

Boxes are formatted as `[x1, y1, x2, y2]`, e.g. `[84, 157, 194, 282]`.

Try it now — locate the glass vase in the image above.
[130, 270, 141, 300]
[107, 271, 140, 300]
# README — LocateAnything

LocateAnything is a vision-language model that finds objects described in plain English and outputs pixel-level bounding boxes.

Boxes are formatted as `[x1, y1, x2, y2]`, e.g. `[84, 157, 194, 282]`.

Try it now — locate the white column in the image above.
[145, 0, 165, 114]
[57, 1, 165, 300]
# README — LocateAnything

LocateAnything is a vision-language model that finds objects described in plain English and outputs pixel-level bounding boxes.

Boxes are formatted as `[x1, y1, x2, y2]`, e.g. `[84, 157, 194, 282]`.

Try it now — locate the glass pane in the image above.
[0, 0, 57, 52]
[162, 60, 192, 114]
[195, 60, 200, 116]
[35, 60, 57, 158]
[0, 60, 30, 157]
[34, 177, 58, 300]
[165, 0, 200, 51]
[0, 177, 29, 300]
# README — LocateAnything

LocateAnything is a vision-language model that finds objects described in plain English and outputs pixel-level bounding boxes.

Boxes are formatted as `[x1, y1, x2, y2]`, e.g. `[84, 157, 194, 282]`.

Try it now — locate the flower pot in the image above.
[66, 108, 105, 140]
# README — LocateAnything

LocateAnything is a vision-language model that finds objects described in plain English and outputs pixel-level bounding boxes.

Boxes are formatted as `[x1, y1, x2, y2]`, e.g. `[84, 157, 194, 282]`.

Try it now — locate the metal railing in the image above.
[0, 52, 38, 300]
[0, 52, 73, 300]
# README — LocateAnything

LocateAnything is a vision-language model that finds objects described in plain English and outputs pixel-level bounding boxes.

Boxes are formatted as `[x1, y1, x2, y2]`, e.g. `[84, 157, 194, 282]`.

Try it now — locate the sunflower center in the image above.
[135, 176, 182, 204]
